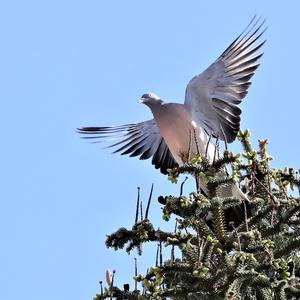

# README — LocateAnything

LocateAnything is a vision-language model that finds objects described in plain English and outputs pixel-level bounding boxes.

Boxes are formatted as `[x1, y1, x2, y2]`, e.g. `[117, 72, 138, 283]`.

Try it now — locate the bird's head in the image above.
[138, 93, 163, 107]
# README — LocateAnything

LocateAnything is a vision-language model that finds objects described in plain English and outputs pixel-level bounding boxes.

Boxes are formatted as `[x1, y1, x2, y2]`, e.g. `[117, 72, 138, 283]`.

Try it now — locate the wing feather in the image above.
[185, 16, 266, 143]
[78, 119, 178, 174]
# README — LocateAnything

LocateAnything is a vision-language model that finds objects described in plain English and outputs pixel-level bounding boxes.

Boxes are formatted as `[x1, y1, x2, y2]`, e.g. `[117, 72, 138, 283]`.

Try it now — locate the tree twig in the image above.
[135, 187, 140, 224]
[145, 183, 154, 219]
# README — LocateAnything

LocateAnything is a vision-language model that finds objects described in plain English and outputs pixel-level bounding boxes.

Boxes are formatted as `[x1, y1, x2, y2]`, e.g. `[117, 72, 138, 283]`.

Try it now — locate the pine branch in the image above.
[96, 130, 300, 299]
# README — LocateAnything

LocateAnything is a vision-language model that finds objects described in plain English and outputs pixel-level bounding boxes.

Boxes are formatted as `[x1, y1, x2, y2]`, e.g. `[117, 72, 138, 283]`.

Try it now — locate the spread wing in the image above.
[184, 16, 266, 143]
[78, 119, 178, 174]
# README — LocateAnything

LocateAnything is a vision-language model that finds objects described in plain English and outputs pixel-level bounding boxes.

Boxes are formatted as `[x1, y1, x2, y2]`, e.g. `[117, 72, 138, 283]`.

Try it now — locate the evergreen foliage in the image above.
[94, 130, 300, 299]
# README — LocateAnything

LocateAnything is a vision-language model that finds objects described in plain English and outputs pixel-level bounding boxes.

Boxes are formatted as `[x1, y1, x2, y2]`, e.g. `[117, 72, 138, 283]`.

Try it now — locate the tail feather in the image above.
[198, 170, 249, 227]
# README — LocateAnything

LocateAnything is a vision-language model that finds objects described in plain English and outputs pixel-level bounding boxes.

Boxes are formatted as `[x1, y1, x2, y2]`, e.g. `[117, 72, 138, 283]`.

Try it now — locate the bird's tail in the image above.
[218, 180, 248, 201]
[198, 170, 247, 200]
[197, 169, 249, 226]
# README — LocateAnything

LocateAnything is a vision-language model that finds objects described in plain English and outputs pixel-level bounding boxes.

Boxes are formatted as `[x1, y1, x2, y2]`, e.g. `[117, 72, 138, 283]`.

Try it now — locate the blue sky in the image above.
[1, 1, 299, 299]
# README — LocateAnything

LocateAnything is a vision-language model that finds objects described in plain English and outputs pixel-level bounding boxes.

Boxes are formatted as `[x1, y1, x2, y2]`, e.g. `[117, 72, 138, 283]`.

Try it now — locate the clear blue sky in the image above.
[1, 1, 299, 299]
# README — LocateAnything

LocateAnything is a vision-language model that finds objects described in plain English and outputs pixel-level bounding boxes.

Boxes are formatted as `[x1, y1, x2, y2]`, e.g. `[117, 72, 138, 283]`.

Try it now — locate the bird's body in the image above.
[149, 102, 215, 165]
[78, 17, 266, 201]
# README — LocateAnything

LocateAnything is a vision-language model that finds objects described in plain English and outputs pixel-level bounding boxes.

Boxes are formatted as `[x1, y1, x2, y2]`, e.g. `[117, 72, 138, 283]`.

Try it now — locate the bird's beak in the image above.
[138, 98, 144, 104]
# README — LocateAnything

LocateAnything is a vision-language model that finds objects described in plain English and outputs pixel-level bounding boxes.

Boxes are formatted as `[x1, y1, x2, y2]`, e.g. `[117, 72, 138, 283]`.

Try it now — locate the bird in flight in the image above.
[78, 17, 266, 199]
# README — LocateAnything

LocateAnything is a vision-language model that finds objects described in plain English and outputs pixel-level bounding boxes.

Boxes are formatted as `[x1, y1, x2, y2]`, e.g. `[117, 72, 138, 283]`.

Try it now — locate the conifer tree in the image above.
[94, 130, 300, 300]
